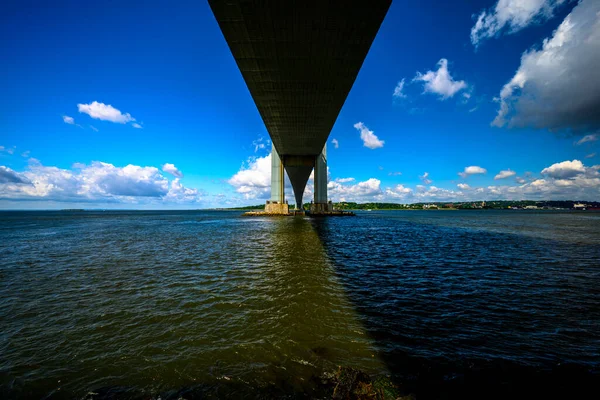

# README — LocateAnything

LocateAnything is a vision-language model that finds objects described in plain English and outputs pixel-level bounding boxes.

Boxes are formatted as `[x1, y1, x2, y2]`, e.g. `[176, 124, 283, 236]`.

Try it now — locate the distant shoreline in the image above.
[223, 200, 600, 212]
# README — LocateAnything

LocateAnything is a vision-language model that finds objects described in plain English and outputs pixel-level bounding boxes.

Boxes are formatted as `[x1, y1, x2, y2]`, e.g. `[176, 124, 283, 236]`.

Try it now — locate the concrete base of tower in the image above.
[265, 202, 289, 214]
[310, 202, 333, 213]
[243, 201, 291, 216]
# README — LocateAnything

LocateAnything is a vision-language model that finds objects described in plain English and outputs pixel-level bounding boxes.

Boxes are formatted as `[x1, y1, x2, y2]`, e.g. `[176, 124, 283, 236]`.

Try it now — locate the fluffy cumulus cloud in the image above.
[541, 159, 585, 179]
[328, 178, 383, 202]
[162, 163, 183, 178]
[224, 151, 600, 204]
[331, 138, 339, 149]
[471, 0, 567, 46]
[227, 154, 272, 199]
[0, 166, 30, 184]
[393, 78, 407, 98]
[414, 59, 467, 99]
[517, 160, 600, 199]
[63, 115, 75, 125]
[78, 101, 136, 124]
[164, 179, 200, 202]
[459, 166, 487, 178]
[494, 169, 517, 180]
[389, 160, 599, 202]
[0, 161, 202, 204]
[405, 160, 599, 202]
[493, 0, 600, 133]
[354, 122, 384, 149]
[415, 185, 466, 201]
[227, 152, 330, 203]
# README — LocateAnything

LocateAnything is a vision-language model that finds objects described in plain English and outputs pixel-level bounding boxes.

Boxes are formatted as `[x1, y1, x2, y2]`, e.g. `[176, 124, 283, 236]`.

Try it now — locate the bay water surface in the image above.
[1, 210, 599, 399]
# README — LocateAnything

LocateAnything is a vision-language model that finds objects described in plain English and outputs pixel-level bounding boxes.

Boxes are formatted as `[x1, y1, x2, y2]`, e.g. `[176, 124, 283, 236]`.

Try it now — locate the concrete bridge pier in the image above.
[264, 143, 331, 214]
[311, 144, 333, 214]
[264, 144, 289, 214]
[252, 143, 352, 217]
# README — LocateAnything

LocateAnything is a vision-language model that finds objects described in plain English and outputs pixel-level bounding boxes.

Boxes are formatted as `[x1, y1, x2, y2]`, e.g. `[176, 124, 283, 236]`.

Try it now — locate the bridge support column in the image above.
[265, 143, 289, 214]
[311, 144, 333, 214]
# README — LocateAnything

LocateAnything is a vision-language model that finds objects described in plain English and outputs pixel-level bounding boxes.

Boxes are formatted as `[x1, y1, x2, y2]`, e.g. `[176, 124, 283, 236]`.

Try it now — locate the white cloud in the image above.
[63, 115, 75, 125]
[89, 125, 99, 132]
[492, 0, 600, 133]
[471, 0, 567, 46]
[132, 123, 143, 129]
[328, 178, 383, 202]
[420, 172, 433, 185]
[354, 122, 384, 149]
[414, 59, 467, 99]
[335, 177, 355, 183]
[227, 152, 325, 203]
[21, 151, 30, 158]
[494, 169, 517, 180]
[0, 161, 202, 204]
[393, 78, 407, 98]
[162, 163, 183, 178]
[392, 161, 599, 202]
[541, 159, 585, 179]
[164, 178, 202, 203]
[586, 153, 596, 159]
[0, 166, 30, 184]
[576, 134, 598, 145]
[388, 171, 402, 176]
[459, 166, 487, 178]
[414, 185, 466, 201]
[228, 153, 272, 200]
[331, 138, 339, 149]
[78, 101, 136, 124]
[516, 171, 534, 184]
[384, 184, 413, 200]
[394, 162, 599, 201]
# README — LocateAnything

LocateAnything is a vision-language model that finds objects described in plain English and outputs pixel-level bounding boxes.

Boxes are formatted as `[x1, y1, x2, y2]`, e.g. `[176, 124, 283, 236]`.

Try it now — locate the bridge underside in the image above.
[209, 0, 391, 208]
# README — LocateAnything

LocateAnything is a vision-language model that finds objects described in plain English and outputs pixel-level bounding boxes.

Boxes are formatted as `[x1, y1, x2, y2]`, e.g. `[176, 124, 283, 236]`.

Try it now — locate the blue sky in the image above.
[1, 0, 599, 209]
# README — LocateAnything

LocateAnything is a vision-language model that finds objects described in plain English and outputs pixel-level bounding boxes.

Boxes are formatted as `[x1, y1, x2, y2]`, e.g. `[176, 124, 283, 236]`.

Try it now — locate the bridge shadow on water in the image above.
[308, 213, 600, 400]
[34, 215, 386, 400]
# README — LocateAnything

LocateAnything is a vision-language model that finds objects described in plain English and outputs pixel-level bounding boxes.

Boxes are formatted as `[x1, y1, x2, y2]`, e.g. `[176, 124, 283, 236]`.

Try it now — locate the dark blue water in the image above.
[1, 210, 599, 399]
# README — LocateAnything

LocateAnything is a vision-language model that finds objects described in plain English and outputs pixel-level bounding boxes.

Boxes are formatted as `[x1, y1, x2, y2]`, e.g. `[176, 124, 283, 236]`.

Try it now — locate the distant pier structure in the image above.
[209, 0, 391, 215]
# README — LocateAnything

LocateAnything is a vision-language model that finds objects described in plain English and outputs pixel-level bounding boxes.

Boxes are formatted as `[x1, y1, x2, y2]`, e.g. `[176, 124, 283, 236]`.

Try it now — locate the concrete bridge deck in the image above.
[209, 0, 391, 213]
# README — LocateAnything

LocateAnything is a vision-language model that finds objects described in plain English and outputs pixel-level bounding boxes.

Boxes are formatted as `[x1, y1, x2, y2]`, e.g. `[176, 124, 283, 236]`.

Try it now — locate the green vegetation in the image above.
[325, 200, 600, 210]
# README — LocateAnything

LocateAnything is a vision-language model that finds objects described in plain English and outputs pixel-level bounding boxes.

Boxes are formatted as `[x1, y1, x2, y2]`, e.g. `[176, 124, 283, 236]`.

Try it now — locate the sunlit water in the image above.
[1, 210, 599, 399]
